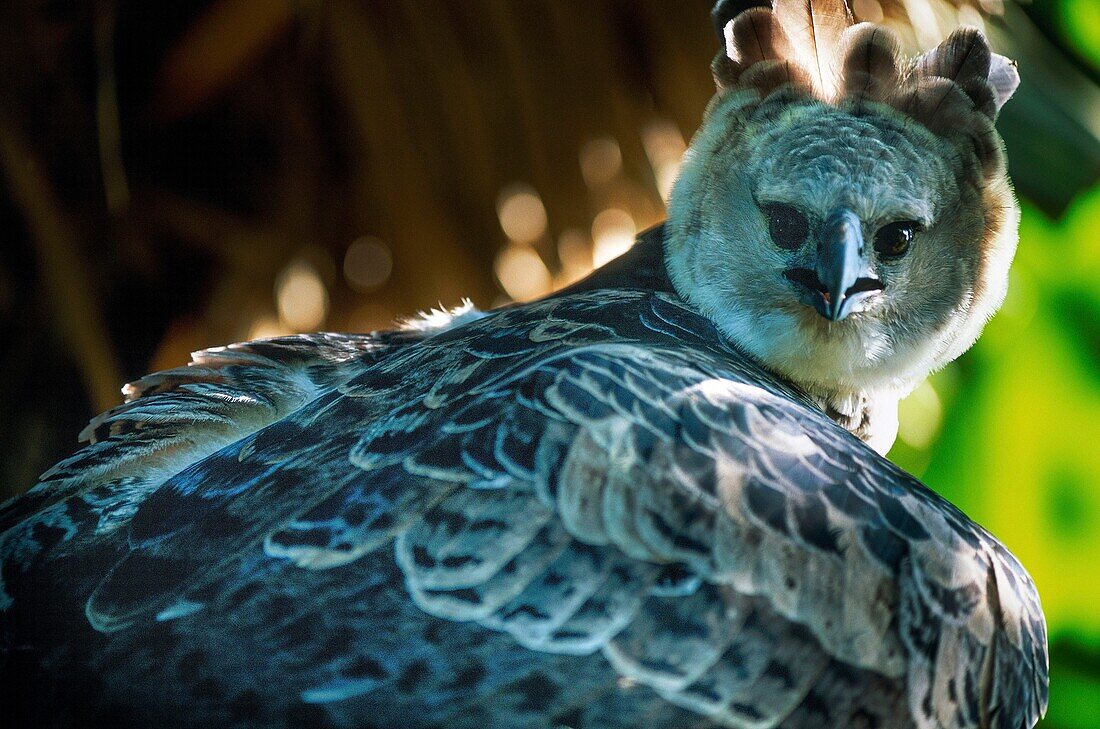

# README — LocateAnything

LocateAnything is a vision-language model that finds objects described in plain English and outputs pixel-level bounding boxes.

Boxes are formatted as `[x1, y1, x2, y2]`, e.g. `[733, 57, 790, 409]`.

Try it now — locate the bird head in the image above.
[665, 0, 1020, 439]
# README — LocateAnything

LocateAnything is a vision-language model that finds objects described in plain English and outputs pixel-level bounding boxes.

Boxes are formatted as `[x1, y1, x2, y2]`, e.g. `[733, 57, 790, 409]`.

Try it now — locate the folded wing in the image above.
[5, 292, 1046, 729]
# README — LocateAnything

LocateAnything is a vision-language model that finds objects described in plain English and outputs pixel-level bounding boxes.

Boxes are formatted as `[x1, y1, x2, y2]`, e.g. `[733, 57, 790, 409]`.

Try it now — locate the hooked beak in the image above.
[783, 208, 883, 321]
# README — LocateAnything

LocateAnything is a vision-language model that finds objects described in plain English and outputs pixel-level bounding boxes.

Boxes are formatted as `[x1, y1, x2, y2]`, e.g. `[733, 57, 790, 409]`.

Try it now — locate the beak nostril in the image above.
[847, 278, 884, 294]
[845, 277, 885, 297]
[783, 267, 827, 293]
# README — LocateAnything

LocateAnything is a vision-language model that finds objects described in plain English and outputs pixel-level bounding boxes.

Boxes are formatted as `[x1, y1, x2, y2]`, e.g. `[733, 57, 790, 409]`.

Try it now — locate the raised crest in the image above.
[711, 0, 1020, 172]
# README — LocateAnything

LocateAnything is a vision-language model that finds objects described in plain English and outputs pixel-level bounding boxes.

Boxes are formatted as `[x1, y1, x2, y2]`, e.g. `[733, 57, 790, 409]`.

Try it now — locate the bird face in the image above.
[752, 109, 942, 324]
[666, 94, 1018, 399]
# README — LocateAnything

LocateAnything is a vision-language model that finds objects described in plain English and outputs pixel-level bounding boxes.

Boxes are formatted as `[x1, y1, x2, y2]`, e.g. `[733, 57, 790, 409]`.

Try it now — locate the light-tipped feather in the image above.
[987, 54, 1020, 118]
[725, 7, 790, 68]
[772, 0, 852, 97]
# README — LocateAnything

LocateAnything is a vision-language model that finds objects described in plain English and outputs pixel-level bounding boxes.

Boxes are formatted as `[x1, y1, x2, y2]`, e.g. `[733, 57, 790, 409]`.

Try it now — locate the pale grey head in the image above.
[665, 0, 1020, 451]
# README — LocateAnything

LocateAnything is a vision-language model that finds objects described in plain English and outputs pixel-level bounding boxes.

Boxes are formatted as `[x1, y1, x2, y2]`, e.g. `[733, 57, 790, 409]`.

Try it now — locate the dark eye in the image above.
[762, 203, 809, 250]
[874, 220, 922, 259]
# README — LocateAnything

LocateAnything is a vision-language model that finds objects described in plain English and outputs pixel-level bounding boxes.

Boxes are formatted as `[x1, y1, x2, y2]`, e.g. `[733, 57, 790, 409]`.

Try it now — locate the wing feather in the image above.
[1, 290, 1046, 728]
[347, 293, 1043, 727]
[0, 333, 399, 615]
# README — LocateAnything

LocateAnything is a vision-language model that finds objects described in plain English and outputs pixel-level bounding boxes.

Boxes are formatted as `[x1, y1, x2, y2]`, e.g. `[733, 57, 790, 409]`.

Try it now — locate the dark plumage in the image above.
[0, 228, 1046, 728]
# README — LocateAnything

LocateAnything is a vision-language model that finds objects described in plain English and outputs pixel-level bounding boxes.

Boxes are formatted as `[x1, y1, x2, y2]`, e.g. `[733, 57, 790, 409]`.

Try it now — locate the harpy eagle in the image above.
[0, 1, 1048, 727]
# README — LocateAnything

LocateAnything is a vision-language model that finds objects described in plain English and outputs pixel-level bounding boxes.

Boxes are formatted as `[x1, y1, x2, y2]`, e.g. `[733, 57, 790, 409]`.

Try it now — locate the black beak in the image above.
[783, 209, 883, 321]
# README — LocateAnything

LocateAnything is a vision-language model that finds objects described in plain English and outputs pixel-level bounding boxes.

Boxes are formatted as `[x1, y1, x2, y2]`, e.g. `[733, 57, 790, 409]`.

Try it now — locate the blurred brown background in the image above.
[1, 1, 1099, 724]
[0, 0, 727, 496]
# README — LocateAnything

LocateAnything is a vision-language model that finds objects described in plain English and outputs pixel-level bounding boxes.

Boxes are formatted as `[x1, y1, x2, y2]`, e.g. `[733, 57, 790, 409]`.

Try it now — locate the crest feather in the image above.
[739, 59, 813, 97]
[711, 0, 771, 39]
[711, 1, 1019, 171]
[913, 26, 992, 89]
[895, 77, 1004, 175]
[771, 0, 852, 96]
[724, 7, 791, 68]
[909, 27, 1016, 119]
[839, 23, 901, 105]
[987, 55, 1020, 110]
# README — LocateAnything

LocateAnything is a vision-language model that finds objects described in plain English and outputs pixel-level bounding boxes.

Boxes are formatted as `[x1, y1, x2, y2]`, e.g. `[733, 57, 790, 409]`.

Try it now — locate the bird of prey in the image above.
[0, 1, 1048, 728]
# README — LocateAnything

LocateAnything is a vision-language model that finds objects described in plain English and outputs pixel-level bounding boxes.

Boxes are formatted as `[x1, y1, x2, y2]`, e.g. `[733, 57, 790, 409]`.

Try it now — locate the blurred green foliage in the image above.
[1061, 0, 1100, 68]
[889, 8, 1100, 726]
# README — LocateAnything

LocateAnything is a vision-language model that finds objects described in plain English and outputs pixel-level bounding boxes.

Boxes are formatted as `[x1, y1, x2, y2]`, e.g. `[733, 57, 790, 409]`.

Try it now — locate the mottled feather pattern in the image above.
[0, 228, 1045, 728]
[0, 332, 415, 613]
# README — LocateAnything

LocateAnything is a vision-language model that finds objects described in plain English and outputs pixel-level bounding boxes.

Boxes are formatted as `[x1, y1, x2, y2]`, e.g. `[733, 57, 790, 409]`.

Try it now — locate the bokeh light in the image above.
[642, 120, 686, 202]
[851, 0, 885, 23]
[247, 314, 289, 341]
[580, 137, 623, 189]
[494, 244, 552, 302]
[557, 228, 594, 285]
[343, 236, 393, 292]
[276, 259, 329, 332]
[896, 380, 943, 449]
[591, 208, 637, 267]
[496, 184, 548, 244]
